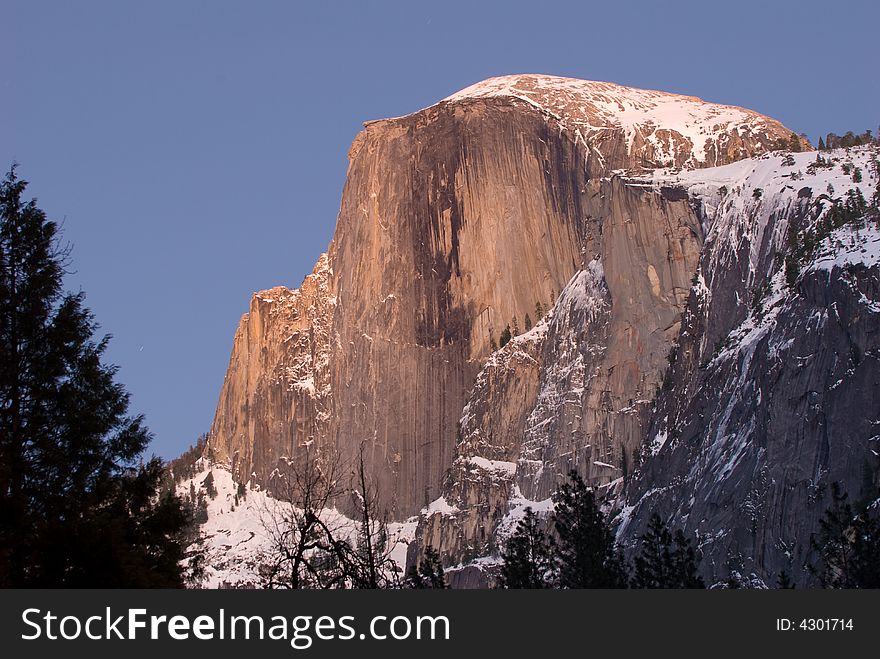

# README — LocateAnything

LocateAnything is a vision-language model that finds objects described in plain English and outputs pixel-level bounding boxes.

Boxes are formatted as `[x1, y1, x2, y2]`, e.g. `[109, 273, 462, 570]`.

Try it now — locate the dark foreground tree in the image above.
[0, 166, 196, 586]
[404, 546, 447, 589]
[553, 471, 627, 588]
[809, 482, 880, 588]
[498, 507, 555, 588]
[630, 514, 705, 588]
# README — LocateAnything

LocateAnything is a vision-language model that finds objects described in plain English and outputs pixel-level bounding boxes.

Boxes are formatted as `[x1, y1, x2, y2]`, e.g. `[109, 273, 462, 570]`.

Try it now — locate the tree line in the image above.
[818, 129, 879, 151]
[784, 152, 880, 287]
[498, 471, 704, 589]
[253, 456, 879, 589]
[497, 471, 880, 589]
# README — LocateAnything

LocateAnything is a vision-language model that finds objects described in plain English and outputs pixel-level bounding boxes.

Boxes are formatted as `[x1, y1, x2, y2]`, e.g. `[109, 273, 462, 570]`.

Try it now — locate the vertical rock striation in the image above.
[411, 177, 704, 567]
[206, 74, 807, 530]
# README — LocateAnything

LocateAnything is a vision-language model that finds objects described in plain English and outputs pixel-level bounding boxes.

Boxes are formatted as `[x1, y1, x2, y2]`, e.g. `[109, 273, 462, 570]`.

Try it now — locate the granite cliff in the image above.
[208, 74, 799, 518]
[201, 75, 878, 587]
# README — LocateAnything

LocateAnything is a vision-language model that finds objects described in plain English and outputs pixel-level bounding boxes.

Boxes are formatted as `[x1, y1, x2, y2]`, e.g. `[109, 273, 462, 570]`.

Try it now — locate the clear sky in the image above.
[3, 0, 878, 459]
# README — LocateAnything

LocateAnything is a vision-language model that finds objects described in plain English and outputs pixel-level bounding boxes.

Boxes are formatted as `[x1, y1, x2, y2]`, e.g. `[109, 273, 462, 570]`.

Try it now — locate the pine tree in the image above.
[809, 482, 880, 588]
[818, 136, 826, 151]
[404, 546, 447, 589]
[524, 313, 533, 332]
[194, 491, 208, 524]
[631, 514, 705, 588]
[0, 166, 194, 587]
[535, 300, 545, 320]
[499, 325, 512, 348]
[776, 569, 794, 589]
[553, 471, 627, 588]
[499, 507, 555, 588]
[202, 470, 218, 499]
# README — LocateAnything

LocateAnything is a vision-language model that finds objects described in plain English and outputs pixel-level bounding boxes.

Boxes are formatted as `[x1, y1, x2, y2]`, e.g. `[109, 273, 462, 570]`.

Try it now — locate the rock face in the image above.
[208, 73, 858, 573]
[210, 254, 335, 483]
[411, 178, 705, 566]
[444, 75, 810, 171]
[617, 148, 880, 586]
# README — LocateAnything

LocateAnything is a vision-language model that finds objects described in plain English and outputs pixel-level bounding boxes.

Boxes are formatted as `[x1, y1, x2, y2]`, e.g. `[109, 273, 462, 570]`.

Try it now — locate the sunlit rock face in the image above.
[207, 74, 807, 527]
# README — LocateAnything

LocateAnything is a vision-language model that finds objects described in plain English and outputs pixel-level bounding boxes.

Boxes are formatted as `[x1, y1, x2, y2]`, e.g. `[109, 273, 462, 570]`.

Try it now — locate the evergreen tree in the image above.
[194, 491, 208, 525]
[809, 482, 880, 588]
[535, 300, 545, 320]
[167, 433, 207, 483]
[776, 569, 794, 589]
[818, 136, 826, 151]
[0, 166, 194, 586]
[202, 470, 218, 499]
[630, 514, 705, 588]
[499, 507, 555, 588]
[499, 325, 512, 348]
[404, 546, 447, 589]
[553, 471, 627, 588]
[524, 313, 533, 332]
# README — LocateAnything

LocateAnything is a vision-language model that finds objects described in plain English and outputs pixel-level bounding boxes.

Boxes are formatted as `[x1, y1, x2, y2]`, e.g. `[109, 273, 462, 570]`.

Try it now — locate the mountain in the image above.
[618, 149, 880, 584]
[199, 74, 878, 587]
[413, 146, 879, 586]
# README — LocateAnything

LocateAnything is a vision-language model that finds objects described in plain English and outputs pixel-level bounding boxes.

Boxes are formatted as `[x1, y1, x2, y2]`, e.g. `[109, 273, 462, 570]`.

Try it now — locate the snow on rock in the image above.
[424, 496, 460, 516]
[178, 462, 415, 588]
[440, 74, 801, 168]
[810, 224, 880, 272]
[494, 484, 555, 540]
[618, 144, 880, 586]
[466, 456, 517, 475]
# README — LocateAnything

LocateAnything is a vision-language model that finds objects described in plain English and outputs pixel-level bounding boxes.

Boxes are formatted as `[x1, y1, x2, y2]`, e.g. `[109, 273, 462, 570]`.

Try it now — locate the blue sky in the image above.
[3, 0, 878, 459]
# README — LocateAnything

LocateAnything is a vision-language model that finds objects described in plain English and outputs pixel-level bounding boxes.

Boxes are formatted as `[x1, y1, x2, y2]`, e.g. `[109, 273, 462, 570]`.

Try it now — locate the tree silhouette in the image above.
[809, 482, 880, 588]
[499, 325, 512, 348]
[630, 514, 705, 588]
[499, 507, 555, 588]
[404, 546, 447, 589]
[0, 166, 195, 586]
[553, 471, 627, 588]
[348, 444, 400, 588]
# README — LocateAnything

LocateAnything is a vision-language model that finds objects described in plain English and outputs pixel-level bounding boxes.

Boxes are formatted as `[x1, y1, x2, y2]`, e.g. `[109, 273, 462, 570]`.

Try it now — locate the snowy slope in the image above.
[440, 74, 801, 168]
[178, 462, 416, 588]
